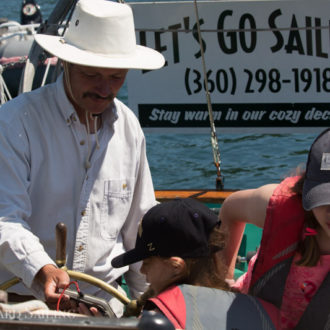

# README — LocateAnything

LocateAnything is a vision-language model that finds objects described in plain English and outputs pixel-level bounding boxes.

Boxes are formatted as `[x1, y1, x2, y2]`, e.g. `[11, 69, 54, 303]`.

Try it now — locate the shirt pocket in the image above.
[100, 179, 134, 240]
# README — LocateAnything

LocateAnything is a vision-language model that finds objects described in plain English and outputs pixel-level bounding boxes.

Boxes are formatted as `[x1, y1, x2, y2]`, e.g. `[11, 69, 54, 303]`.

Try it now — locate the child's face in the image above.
[140, 256, 178, 295]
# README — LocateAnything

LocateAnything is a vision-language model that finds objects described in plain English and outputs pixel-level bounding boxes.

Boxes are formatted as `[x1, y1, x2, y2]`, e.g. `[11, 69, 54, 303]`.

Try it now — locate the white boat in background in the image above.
[0, 0, 58, 102]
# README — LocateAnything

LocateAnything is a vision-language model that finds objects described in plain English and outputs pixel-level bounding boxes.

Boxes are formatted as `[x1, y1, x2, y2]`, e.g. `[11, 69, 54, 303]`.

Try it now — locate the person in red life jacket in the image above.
[219, 128, 330, 329]
[108, 198, 279, 329]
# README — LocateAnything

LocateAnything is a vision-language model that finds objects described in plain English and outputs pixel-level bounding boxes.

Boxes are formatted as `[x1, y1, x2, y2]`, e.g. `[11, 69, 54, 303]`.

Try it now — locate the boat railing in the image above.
[0, 22, 40, 40]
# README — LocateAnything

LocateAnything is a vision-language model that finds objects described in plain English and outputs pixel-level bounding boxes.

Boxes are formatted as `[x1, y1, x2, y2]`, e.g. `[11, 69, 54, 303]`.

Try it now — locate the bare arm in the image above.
[219, 184, 277, 279]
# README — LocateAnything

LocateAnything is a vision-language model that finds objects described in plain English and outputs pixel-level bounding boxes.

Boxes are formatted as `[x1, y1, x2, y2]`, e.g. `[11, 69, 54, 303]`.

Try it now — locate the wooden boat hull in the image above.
[155, 189, 235, 204]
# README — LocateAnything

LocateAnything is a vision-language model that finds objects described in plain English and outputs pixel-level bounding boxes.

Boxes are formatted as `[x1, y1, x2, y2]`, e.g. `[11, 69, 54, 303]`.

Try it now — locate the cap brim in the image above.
[34, 34, 165, 70]
[302, 180, 330, 210]
[111, 247, 147, 268]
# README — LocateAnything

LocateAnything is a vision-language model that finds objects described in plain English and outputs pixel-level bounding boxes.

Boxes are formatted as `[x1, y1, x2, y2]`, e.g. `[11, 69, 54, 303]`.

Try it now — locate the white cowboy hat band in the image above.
[34, 0, 165, 70]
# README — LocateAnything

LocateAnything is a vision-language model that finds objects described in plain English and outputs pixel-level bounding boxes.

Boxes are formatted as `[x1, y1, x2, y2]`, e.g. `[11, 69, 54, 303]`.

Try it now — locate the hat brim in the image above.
[302, 179, 330, 210]
[34, 34, 165, 70]
[111, 246, 147, 268]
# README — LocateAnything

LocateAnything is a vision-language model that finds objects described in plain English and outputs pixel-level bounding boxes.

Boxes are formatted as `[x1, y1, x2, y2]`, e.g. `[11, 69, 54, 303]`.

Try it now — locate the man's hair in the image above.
[291, 172, 320, 267]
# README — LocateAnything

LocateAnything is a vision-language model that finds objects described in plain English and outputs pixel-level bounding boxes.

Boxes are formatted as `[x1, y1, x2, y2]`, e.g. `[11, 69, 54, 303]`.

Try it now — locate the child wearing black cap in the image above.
[220, 128, 330, 330]
[110, 198, 279, 329]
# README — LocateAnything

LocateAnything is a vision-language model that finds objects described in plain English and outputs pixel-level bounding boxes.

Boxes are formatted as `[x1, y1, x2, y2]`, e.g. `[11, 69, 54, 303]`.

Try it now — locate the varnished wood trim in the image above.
[155, 189, 236, 204]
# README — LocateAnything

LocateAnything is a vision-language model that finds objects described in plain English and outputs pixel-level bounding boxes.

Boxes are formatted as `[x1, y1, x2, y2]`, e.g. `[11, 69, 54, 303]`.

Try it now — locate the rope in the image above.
[0, 65, 12, 105]
[56, 280, 81, 311]
[135, 25, 330, 33]
[85, 111, 92, 169]
[193, 0, 224, 190]
[41, 59, 52, 87]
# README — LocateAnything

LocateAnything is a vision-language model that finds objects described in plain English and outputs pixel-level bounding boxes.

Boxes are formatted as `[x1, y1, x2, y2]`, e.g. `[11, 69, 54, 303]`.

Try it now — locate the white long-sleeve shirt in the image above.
[0, 74, 156, 313]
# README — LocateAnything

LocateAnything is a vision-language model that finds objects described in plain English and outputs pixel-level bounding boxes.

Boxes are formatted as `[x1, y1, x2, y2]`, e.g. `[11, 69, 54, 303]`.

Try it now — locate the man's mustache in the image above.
[83, 92, 114, 100]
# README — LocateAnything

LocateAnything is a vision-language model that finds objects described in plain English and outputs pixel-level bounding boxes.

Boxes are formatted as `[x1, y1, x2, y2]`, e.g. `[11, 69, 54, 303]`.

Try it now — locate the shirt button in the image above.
[81, 210, 86, 216]
[78, 245, 84, 252]
[80, 140, 85, 145]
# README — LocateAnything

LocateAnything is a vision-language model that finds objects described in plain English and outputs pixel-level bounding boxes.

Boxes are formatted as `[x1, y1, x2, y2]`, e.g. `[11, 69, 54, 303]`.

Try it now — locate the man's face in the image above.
[65, 64, 128, 117]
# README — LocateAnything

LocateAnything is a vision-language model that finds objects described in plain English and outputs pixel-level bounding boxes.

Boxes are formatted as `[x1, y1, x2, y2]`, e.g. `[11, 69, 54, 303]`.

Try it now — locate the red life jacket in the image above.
[148, 284, 279, 329]
[249, 176, 330, 329]
[250, 176, 304, 297]
[148, 285, 186, 329]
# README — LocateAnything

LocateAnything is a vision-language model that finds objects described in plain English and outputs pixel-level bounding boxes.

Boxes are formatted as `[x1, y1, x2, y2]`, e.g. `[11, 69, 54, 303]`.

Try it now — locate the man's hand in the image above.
[34, 264, 71, 309]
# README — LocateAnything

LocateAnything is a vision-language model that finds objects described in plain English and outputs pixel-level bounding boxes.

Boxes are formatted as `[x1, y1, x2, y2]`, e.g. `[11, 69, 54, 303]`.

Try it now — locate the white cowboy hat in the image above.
[34, 0, 165, 70]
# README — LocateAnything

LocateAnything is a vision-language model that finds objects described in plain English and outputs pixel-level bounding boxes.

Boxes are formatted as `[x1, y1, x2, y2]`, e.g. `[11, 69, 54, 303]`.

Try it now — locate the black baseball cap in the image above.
[303, 128, 330, 210]
[111, 198, 221, 268]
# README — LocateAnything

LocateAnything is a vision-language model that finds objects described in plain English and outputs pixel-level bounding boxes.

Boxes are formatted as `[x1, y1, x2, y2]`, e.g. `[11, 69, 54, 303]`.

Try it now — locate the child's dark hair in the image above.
[291, 173, 320, 267]
[181, 224, 230, 291]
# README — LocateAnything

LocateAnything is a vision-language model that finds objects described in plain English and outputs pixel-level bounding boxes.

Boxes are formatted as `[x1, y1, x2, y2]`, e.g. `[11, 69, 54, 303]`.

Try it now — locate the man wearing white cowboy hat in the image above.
[0, 0, 164, 316]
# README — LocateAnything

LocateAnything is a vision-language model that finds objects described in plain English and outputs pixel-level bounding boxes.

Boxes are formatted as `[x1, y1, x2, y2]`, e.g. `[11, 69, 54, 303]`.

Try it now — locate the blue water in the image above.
[2, 0, 320, 190]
